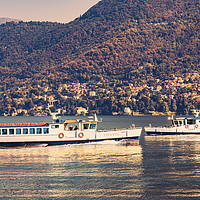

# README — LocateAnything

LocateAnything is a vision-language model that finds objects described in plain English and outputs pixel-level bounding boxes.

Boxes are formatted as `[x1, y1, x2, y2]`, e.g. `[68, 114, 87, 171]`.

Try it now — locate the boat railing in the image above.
[146, 124, 175, 129]
[103, 124, 136, 131]
[97, 129, 125, 132]
[98, 126, 136, 132]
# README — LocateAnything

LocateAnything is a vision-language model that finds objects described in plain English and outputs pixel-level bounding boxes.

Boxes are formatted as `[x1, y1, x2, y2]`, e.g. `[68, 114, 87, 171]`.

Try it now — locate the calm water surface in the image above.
[0, 116, 200, 199]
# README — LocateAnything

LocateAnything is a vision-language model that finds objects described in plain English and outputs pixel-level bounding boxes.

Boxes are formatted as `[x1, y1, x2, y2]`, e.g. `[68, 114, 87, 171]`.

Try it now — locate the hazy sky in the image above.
[0, 0, 100, 23]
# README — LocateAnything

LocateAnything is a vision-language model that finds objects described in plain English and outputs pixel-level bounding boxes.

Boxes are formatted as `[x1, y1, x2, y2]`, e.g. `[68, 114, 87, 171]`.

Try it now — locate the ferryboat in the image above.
[145, 115, 200, 135]
[0, 115, 142, 147]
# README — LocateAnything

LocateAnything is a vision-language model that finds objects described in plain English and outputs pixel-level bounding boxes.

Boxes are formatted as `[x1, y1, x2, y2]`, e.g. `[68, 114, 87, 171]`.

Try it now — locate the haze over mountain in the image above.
[0, 17, 20, 24]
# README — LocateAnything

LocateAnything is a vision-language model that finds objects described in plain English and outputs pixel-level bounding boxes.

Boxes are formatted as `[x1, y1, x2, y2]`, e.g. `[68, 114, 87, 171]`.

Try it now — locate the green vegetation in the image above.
[0, 0, 199, 116]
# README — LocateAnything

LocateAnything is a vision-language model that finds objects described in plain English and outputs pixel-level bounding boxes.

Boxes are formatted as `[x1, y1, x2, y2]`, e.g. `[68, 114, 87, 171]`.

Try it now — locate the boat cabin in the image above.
[172, 118, 186, 126]
[172, 117, 200, 126]
[63, 119, 98, 131]
[0, 123, 50, 136]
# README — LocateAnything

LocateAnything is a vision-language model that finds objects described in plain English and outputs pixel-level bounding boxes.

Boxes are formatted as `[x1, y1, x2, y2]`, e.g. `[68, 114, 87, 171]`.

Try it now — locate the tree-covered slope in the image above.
[0, 0, 199, 85]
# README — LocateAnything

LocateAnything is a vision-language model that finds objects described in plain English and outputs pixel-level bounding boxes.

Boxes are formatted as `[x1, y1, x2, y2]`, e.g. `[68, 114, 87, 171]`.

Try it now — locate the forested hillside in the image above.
[0, 0, 199, 116]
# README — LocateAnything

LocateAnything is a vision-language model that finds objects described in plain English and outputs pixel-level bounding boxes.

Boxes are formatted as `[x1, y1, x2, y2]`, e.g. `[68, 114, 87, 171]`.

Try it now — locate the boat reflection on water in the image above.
[0, 142, 143, 199]
[141, 135, 200, 199]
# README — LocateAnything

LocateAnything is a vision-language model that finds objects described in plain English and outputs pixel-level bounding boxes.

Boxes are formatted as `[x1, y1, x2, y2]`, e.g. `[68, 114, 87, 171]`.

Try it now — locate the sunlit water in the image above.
[0, 116, 200, 199]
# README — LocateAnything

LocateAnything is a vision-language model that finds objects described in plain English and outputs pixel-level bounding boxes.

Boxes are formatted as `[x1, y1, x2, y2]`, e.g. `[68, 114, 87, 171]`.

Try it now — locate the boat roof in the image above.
[174, 116, 200, 120]
[64, 119, 99, 124]
[0, 123, 48, 127]
[64, 120, 78, 123]
[53, 114, 100, 124]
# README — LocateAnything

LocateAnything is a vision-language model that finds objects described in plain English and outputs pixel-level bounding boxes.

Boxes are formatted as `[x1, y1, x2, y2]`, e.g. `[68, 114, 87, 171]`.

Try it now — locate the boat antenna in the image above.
[168, 115, 173, 120]
[195, 111, 200, 117]
[94, 113, 98, 122]
[192, 109, 200, 117]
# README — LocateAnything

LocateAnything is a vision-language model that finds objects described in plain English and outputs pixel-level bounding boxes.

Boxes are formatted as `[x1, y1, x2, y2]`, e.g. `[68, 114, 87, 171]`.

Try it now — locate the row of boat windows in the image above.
[173, 119, 197, 125]
[0, 128, 49, 135]
[83, 124, 96, 129]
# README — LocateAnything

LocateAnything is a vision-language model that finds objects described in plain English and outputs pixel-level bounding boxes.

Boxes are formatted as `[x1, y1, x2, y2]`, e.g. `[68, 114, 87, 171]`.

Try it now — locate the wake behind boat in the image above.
[145, 114, 200, 136]
[0, 115, 142, 147]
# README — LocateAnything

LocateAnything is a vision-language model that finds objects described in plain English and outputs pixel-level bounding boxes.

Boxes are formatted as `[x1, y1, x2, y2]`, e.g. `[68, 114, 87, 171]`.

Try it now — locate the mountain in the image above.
[0, 0, 199, 115]
[0, 0, 199, 85]
[0, 17, 20, 24]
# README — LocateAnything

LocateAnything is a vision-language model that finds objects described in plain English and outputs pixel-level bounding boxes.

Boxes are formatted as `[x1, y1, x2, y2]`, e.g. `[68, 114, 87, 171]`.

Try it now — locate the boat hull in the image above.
[145, 127, 200, 135]
[0, 136, 140, 148]
[145, 131, 200, 135]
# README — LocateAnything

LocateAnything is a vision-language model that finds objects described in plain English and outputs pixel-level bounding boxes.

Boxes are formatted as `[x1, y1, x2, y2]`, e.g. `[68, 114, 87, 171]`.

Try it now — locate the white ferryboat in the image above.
[0, 115, 142, 147]
[145, 115, 200, 135]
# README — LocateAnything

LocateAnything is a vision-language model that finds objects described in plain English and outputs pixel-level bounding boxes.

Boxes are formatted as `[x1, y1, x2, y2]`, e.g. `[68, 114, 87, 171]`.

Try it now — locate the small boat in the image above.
[0, 115, 142, 147]
[120, 139, 140, 146]
[145, 115, 200, 135]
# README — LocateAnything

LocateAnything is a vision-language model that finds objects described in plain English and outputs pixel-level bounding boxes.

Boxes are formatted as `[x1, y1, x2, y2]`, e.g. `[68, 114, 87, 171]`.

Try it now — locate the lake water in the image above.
[0, 115, 200, 199]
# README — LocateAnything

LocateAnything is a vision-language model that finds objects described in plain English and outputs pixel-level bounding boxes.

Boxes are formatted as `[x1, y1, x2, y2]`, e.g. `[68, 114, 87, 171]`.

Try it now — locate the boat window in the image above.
[51, 125, 59, 129]
[23, 128, 28, 134]
[43, 128, 49, 134]
[90, 124, 96, 129]
[187, 119, 196, 125]
[83, 124, 89, 129]
[9, 129, 14, 135]
[0, 129, 1, 135]
[16, 129, 21, 135]
[2, 129, 7, 135]
[30, 128, 35, 134]
[179, 121, 182, 125]
[174, 121, 178, 125]
[37, 128, 42, 134]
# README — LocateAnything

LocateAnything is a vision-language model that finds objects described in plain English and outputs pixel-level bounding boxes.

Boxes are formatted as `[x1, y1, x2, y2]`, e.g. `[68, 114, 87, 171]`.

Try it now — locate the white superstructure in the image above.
[0, 115, 142, 147]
